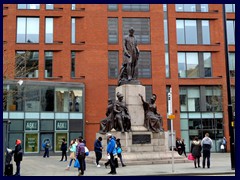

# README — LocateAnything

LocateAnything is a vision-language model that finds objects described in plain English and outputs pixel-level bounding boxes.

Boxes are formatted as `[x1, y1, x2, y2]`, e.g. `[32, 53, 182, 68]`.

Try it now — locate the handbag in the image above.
[220, 144, 224, 150]
[74, 159, 80, 168]
[117, 147, 122, 154]
[187, 153, 195, 160]
[85, 146, 89, 156]
[69, 152, 75, 159]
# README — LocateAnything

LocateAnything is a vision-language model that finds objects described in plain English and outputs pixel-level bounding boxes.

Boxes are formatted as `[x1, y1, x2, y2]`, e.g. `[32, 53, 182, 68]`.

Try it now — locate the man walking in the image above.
[201, 133, 213, 168]
[106, 134, 117, 175]
[94, 137, 103, 167]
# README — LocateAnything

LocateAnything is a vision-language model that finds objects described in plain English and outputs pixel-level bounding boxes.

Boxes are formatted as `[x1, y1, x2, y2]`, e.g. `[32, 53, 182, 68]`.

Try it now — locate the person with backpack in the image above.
[106, 133, 117, 175]
[43, 140, 50, 158]
[76, 137, 86, 176]
[116, 138, 126, 167]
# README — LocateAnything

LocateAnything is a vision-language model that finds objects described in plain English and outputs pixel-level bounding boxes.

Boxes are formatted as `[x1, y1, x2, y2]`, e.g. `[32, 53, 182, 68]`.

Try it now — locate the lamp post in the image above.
[222, 4, 235, 170]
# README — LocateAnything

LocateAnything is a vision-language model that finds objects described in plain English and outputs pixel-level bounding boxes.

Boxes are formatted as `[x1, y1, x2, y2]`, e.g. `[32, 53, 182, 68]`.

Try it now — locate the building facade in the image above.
[3, 4, 235, 153]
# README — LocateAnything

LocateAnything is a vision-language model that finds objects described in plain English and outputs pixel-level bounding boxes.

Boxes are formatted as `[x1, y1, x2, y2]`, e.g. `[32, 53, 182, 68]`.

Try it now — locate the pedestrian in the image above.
[7, 139, 23, 176]
[201, 133, 213, 168]
[66, 139, 77, 170]
[190, 137, 202, 168]
[106, 133, 117, 175]
[222, 137, 227, 152]
[94, 136, 103, 167]
[60, 138, 67, 162]
[79, 136, 86, 170]
[175, 137, 183, 155]
[181, 139, 187, 157]
[116, 138, 126, 167]
[42, 140, 50, 158]
[76, 137, 86, 176]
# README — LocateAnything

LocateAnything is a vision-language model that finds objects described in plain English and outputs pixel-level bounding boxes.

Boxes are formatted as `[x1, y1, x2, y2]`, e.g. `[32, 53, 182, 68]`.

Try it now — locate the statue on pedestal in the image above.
[118, 27, 140, 86]
[139, 94, 163, 133]
[99, 93, 131, 134]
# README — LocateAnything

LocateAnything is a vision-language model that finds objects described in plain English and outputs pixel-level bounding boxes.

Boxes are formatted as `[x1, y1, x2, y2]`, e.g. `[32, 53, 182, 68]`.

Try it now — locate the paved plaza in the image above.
[7, 152, 235, 176]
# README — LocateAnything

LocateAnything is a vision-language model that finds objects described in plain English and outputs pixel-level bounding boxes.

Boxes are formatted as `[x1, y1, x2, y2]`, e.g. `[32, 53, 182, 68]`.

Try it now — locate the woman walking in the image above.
[190, 137, 202, 168]
[66, 139, 77, 170]
[116, 138, 126, 167]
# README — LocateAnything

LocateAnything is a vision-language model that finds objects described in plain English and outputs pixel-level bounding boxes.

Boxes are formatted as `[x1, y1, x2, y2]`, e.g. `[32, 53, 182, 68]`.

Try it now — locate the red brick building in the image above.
[3, 4, 235, 153]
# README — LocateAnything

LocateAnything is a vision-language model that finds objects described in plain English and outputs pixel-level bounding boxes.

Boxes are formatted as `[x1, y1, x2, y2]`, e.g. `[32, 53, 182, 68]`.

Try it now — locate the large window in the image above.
[175, 4, 208, 12]
[122, 4, 149, 11]
[138, 51, 151, 78]
[45, 18, 53, 43]
[123, 18, 150, 44]
[228, 52, 235, 77]
[108, 51, 119, 78]
[108, 18, 118, 44]
[15, 51, 39, 78]
[45, 51, 53, 78]
[227, 20, 235, 45]
[46, 4, 54, 10]
[17, 17, 39, 43]
[225, 4, 235, 13]
[178, 52, 212, 78]
[17, 4, 40, 9]
[108, 4, 118, 11]
[180, 86, 222, 112]
[176, 20, 210, 44]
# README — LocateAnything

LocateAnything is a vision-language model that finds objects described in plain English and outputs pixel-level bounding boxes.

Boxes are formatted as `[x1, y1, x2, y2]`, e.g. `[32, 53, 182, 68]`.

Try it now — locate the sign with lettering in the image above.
[25, 133, 39, 152]
[25, 121, 38, 131]
[132, 134, 151, 144]
[55, 121, 68, 131]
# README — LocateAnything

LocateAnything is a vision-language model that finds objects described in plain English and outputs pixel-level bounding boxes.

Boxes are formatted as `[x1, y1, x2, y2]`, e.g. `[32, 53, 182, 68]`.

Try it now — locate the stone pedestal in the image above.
[116, 84, 147, 131]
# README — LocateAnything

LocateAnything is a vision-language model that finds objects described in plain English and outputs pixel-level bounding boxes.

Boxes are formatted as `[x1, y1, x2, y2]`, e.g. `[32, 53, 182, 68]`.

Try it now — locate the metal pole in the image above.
[222, 4, 235, 170]
[168, 88, 174, 172]
[171, 119, 174, 173]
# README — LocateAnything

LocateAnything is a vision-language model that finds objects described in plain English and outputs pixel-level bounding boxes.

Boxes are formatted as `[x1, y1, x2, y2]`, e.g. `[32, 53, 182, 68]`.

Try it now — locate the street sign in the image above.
[168, 114, 175, 119]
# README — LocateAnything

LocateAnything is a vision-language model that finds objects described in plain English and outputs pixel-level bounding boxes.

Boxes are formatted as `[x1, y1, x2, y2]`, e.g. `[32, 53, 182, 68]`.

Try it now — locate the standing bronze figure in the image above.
[139, 94, 163, 133]
[119, 27, 140, 85]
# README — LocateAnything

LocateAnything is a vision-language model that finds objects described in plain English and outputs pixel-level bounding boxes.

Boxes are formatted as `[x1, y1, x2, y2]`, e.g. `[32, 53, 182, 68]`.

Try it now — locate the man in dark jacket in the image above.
[94, 137, 103, 167]
[60, 138, 67, 161]
[201, 133, 213, 168]
[7, 139, 23, 176]
[76, 137, 86, 176]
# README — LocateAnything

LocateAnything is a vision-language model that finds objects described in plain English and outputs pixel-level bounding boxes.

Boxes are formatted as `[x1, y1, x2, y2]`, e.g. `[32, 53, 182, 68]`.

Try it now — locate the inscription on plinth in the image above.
[132, 134, 151, 144]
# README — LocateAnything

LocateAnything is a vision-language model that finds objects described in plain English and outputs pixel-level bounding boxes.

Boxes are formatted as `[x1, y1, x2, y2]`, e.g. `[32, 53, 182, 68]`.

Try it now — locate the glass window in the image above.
[164, 19, 168, 44]
[186, 53, 199, 77]
[17, 4, 40, 9]
[108, 51, 119, 78]
[231, 86, 235, 116]
[71, 4, 76, 10]
[165, 52, 170, 78]
[178, 53, 186, 77]
[176, 20, 185, 44]
[175, 4, 183, 11]
[24, 86, 40, 112]
[200, 4, 209, 12]
[205, 86, 222, 112]
[108, 4, 118, 11]
[55, 88, 69, 112]
[71, 52, 76, 78]
[71, 18, 76, 43]
[138, 51, 151, 78]
[46, 4, 54, 10]
[15, 51, 39, 78]
[180, 87, 187, 111]
[45, 18, 53, 43]
[108, 86, 117, 102]
[108, 18, 118, 44]
[177, 20, 209, 45]
[17, 17, 39, 43]
[45, 51, 53, 78]
[183, 4, 196, 12]
[123, 18, 150, 44]
[41, 87, 54, 112]
[187, 87, 200, 112]
[228, 52, 235, 77]
[175, 4, 208, 12]
[202, 20, 210, 44]
[227, 20, 235, 45]
[203, 53, 212, 77]
[145, 85, 152, 103]
[185, 20, 197, 44]
[225, 4, 235, 13]
[122, 4, 149, 11]
[69, 89, 83, 113]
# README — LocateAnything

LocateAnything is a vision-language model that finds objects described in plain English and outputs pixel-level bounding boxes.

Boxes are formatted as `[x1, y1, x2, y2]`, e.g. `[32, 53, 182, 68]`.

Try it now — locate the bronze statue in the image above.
[113, 92, 131, 132]
[99, 99, 114, 134]
[119, 27, 140, 85]
[139, 94, 163, 133]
